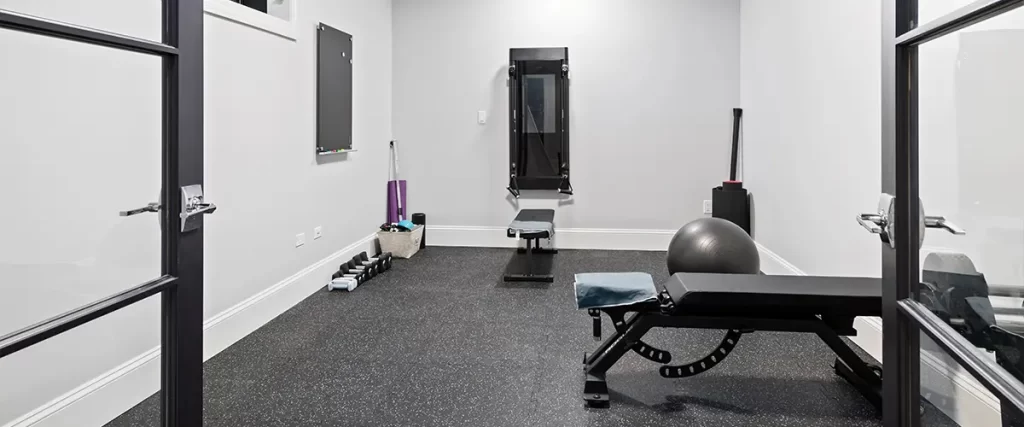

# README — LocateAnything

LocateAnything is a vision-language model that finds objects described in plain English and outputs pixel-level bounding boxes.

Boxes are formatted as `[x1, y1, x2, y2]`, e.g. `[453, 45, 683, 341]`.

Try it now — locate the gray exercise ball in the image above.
[667, 218, 760, 275]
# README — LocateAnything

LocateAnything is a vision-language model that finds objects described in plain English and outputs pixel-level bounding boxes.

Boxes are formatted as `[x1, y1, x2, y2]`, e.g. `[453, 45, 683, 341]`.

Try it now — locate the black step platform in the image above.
[504, 209, 557, 282]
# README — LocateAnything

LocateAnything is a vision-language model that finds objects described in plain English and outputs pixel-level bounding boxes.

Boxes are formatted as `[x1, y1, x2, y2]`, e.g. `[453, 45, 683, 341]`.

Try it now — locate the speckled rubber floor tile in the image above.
[105, 247, 958, 427]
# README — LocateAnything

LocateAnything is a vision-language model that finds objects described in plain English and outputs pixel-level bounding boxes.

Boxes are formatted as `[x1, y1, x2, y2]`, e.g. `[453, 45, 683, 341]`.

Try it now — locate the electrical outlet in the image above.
[314, 226, 323, 240]
[703, 200, 713, 215]
[295, 233, 306, 247]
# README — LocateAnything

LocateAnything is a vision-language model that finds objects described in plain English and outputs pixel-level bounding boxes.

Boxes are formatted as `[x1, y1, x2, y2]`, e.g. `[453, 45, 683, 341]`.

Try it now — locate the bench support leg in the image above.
[816, 327, 883, 411]
[579, 310, 883, 410]
[503, 238, 555, 283]
[517, 239, 558, 254]
[582, 313, 654, 408]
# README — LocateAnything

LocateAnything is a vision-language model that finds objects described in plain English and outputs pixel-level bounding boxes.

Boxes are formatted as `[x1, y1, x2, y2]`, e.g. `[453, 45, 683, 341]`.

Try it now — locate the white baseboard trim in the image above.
[754, 243, 807, 276]
[5, 233, 379, 427]
[920, 350, 1001, 425]
[426, 225, 676, 251]
[754, 243, 1000, 425]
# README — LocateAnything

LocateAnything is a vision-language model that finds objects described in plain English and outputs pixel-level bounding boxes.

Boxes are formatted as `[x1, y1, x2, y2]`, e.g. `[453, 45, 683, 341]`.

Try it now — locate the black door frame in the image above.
[883, 0, 1024, 426]
[0, 2, 205, 426]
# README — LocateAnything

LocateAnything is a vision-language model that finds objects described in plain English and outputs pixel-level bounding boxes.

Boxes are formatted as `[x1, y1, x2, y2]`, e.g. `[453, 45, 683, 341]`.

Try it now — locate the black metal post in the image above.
[161, 0, 204, 426]
[884, 0, 921, 425]
[730, 108, 743, 181]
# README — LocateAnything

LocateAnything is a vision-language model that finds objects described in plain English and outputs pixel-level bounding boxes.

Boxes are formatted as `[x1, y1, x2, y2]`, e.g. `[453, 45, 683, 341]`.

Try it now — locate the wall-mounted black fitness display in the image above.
[316, 23, 354, 156]
[507, 48, 572, 198]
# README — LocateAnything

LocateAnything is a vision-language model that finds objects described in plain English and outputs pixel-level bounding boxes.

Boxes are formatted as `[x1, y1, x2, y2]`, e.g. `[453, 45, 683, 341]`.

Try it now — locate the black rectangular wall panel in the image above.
[317, 23, 354, 154]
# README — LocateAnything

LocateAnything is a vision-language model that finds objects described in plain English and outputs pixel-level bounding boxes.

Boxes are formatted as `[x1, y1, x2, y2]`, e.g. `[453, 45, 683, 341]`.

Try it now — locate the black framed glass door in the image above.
[0, 1, 205, 426]
[882, 0, 1024, 425]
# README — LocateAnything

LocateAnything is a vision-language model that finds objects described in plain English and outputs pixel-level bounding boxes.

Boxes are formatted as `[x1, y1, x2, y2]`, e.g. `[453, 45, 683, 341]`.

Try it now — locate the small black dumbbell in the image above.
[334, 267, 367, 284]
[337, 261, 362, 277]
[370, 251, 392, 271]
[328, 267, 366, 291]
[356, 252, 388, 274]
[340, 262, 371, 281]
[341, 258, 370, 274]
[351, 257, 378, 278]
[377, 252, 393, 270]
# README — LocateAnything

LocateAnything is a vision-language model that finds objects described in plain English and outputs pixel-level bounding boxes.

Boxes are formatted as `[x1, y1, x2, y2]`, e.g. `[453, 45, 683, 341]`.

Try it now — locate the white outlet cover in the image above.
[296, 233, 306, 247]
[314, 226, 323, 240]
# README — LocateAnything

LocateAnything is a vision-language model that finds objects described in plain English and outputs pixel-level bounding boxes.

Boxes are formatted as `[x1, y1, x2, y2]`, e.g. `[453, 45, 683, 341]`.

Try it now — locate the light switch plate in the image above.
[296, 233, 306, 247]
[703, 200, 713, 215]
[478, 110, 487, 124]
[314, 226, 323, 240]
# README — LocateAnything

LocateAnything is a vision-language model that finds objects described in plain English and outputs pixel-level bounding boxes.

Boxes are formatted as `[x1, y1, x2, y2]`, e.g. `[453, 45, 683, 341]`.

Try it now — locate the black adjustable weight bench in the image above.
[503, 209, 557, 282]
[580, 272, 883, 409]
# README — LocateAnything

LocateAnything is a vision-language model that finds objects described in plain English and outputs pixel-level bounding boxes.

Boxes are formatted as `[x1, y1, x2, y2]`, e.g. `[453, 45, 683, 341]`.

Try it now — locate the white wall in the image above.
[739, 0, 882, 278]
[0, 0, 392, 425]
[737, 3, 890, 410]
[392, 0, 741, 232]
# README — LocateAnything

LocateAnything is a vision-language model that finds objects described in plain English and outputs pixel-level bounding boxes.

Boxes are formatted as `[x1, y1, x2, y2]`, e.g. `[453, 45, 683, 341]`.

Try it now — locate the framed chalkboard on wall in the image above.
[316, 23, 353, 156]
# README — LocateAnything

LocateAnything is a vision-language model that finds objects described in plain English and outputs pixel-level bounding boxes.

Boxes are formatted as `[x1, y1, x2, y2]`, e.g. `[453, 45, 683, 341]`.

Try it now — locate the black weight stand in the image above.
[583, 308, 882, 409]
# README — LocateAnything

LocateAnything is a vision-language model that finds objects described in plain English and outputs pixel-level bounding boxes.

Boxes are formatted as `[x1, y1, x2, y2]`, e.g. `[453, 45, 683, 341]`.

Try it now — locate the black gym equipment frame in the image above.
[0, 3, 205, 426]
[507, 47, 572, 198]
[882, 1, 1024, 426]
[583, 305, 882, 410]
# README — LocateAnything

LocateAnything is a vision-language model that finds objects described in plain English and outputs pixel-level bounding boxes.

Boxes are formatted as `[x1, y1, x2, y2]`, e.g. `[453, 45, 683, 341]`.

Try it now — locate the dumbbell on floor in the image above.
[356, 251, 393, 273]
[338, 261, 372, 280]
[334, 266, 368, 282]
[326, 276, 358, 292]
[330, 267, 367, 286]
[350, 252, 391, 277]
[349, 258, 378, 278]
[327, 266, 367, 291]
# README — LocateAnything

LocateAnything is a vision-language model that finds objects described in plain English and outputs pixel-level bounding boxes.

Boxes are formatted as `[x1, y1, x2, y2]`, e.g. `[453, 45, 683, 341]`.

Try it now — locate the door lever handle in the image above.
[120, 202, 161, 217]
[857, 214, 886, 234]
[181, 202, 217, 218]
[924, 216, 966, 235]
[180, 185, 216, 232]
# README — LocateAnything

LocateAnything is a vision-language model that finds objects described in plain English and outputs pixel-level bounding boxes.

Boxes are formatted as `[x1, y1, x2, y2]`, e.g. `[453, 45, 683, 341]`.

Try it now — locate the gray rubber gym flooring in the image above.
[107, 246, 955, 427]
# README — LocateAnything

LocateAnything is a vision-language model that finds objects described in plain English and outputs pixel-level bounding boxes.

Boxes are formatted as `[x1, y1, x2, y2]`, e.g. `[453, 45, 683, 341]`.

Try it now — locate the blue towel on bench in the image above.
[574, 272, 658, 309]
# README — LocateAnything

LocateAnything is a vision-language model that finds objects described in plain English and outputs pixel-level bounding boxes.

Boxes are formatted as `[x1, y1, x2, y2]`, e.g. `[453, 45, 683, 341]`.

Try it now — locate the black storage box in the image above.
[712, 181, 751, 235]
